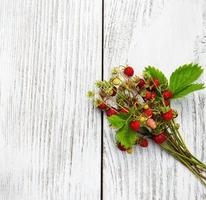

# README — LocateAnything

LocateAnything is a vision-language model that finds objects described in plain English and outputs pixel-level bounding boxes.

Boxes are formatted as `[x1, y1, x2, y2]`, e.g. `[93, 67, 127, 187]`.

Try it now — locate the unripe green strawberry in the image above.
[127, 148, 133, 154]
[146, 118, 157, 129]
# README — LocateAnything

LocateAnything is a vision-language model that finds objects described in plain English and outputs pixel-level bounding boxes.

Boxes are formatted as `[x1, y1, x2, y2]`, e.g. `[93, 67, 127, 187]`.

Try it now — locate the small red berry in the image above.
[98, 102, 107, 110]
[138, 79, 146, 89]
[143, 108, 153, 117]
[106, 107, 118, 117]
[162, 109, 174, 121]
[145, 91, 152, 100]
[111, 87, 117, 96]
[124, 66, 134, 77]
[119, 107, 129, 114]
[117, 143, 127, 151]
[164, 99, 170, 106]
[153, 79, 160, 87]
[153, 133, 167, 144]
[138, 138, 149, 147]
[163, 90, 173, 99]
[151, 92, 157, 99]
[146, 118, 157, 129]
[130, 120, 140, 131]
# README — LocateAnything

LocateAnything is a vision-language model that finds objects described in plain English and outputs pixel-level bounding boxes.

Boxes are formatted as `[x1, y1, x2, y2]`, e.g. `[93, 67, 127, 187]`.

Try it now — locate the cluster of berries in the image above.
[90, 65, 176, 153]
[88, 63, 206, 186]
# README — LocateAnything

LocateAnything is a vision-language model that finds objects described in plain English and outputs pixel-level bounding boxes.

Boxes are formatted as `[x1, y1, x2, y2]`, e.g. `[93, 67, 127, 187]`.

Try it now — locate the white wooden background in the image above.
[0, 0, 206, 199]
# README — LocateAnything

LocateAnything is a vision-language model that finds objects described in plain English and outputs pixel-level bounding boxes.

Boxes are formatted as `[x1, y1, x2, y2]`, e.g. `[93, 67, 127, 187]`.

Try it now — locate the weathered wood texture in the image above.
[104, 0, 206, 200]
[0, 0, 206, 199]
[0, 0, 102, 199]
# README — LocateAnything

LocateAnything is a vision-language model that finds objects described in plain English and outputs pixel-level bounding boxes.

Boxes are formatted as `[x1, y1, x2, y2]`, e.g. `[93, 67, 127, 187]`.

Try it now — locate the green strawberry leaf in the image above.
[107, 114, 127, 129]
[144, 66, 168, 85]
[172, 83, 205, 99]
[169, 63, 204, 94]
[115, 124, 137, 149]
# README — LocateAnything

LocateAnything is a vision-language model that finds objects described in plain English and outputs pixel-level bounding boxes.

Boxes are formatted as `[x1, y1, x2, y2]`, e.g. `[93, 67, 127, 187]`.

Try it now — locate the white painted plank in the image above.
[104, 0, 206, 199]
[0, 0, 102, 199]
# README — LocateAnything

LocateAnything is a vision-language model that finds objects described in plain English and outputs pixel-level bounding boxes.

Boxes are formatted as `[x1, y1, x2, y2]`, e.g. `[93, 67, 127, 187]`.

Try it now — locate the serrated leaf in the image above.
[172, 83, 205, 99]
[115, 124, 137, 149]
[144, 66, 168, 85]
[107, 115, 126, 129]
[169, 63, 204, 94]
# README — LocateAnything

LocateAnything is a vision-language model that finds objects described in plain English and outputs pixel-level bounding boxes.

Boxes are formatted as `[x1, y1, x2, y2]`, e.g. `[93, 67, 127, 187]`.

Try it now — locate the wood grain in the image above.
[104, 0, 206, 199]
[0, 0, 102, 199]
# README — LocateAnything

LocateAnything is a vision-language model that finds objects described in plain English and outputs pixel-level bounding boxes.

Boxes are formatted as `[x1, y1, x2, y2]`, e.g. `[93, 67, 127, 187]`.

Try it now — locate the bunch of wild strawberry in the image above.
[89, 65, 177, 153]
[88, 64, 206, 187]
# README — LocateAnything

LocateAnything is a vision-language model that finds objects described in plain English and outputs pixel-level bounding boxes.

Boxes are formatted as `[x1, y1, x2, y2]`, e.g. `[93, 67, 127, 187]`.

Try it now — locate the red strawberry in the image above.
[163, 90, 173, 99]
[98, 102, 107, 110]
[106, 107, 118, 117]
[153, 79, 160, 87]
[143, 108, 153, 117]
[162, 109, 173, 121]
[119, 107, 129, 114]
[145, 91, 152, 100]
[139, 138, 149, 147]
[153, 133, 167, 144]
[124, 66, 134, 77]
[111, 87, 117, 96]
[151, 92, 157, 99]
[138, 79, 145, 89]
[117, 143, 127, 151]
[164, 99, 170, 106]
[130, 120, 140, 131]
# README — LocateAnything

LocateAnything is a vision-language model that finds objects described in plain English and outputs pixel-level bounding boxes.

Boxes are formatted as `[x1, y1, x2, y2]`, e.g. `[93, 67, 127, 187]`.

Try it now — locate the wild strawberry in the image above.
[111, 87, 117, 96]
[151, 92, 157, 99]
[153, 133, 167, 144]
[138, 138, 149, 147]
[106, 107, 118, 117]
[119, 107, 129, 113]
[164, 99, 170, 106]
[127, 148, 133, 154]
[143, 104, 149, 109]
[112, 77, 121, 85]
[117, 143, 127, 151]
[145, 91, 152, 100]
[143, 108, 153, 117]
[163, 90, 173, 99]
[130, 120, 140, 131]
[98, 102, 107, 110]
[124, 66, 134, 77]
[162, 109, 173, 121]
[153, 79, 160, 87]
[146, 118, 157, 129]
[138, 79, 145, 89]
[139, 116, 146, 123]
